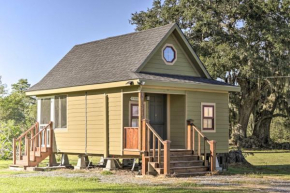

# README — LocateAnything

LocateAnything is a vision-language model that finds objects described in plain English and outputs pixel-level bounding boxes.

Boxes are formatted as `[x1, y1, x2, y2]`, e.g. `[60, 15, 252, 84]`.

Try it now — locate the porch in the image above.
[122, 92, 217, 176]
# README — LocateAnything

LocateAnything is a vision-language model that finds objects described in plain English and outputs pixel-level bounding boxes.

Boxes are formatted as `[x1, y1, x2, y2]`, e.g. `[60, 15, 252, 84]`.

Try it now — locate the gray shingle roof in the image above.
[29, 24, 175, 91]
[28, 23, 236, 92]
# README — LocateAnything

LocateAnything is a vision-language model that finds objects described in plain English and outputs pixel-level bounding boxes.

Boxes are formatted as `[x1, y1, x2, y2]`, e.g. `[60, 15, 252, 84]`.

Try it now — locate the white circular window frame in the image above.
[162, 44, 177, 65]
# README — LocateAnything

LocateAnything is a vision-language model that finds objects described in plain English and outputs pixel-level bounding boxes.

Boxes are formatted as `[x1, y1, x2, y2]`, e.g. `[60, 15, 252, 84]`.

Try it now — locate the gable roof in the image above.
[28, 24, 215, 92]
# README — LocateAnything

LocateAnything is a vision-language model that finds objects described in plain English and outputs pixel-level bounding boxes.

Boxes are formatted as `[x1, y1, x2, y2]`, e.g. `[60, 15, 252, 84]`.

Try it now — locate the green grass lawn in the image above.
[226, 149, 290, 179]
[0, 150, 289, 192]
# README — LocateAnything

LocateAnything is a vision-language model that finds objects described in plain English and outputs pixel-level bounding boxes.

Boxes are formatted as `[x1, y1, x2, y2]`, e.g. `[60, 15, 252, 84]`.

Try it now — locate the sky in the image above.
[0, 0, 153, 92]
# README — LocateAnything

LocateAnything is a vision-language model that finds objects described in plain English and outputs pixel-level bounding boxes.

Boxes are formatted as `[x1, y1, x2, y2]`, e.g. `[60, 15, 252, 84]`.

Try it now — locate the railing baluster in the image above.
[192, 128, 195, 154]
[25, 138, 30, 166]
[147, 127, 150, 157]
[204, 137, 206, 163]
[152, 135, 156, 161]
[19, 138, 22, 160]
[39, 130, 42, 153]
[44, 127, 47, 152]
[158, 140, 161, 166]
[25, 135, 27, 156]
[198, 134, 201, 157]
[142, 119, 147, 152]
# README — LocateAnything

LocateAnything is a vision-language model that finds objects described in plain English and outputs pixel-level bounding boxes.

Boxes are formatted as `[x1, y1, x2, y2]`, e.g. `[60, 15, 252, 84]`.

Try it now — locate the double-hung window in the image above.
[201, 103, 215, 132]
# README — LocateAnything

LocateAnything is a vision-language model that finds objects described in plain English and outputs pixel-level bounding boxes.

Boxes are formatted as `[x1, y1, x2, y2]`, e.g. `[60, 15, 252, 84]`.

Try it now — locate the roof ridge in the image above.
[75, 23, 176, 47]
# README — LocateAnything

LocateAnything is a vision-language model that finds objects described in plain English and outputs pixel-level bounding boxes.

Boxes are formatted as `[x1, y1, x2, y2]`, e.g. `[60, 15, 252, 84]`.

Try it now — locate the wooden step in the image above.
[149, 149, 193, 156]
[155, 166, 209, 175]
[172, 171, 211, 177]
[163, 155, 200, 161]
[160, 160, 204, 168]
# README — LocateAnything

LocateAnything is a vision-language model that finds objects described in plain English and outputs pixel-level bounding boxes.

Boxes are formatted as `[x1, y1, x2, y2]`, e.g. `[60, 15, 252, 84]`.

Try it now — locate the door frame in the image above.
[37, 96, 55, 147]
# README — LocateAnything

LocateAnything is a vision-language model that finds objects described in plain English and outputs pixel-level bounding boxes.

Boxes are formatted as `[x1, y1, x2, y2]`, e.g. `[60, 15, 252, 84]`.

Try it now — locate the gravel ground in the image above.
[3, 168, 290, 192]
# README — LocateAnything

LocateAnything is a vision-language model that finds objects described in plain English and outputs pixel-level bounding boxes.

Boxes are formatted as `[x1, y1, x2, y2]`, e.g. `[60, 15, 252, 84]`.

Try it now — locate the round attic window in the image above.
[162, 45, 176, 64]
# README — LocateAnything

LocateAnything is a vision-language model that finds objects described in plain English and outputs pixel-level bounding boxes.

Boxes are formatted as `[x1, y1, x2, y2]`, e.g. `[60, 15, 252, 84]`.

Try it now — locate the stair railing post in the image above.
[187, 122, 192, 150]
[157, 140, 161, 166]
[209, 140, 216, 172]
[163, 140, 171, 175]
[13, 138, 16, 165]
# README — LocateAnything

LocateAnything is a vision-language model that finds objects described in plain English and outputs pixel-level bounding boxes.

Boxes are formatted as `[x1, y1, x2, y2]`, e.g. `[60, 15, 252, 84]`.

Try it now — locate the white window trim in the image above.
[54, 95, 68, 130]
[201, 102, 216, 133]
[162, 43, 177, 65]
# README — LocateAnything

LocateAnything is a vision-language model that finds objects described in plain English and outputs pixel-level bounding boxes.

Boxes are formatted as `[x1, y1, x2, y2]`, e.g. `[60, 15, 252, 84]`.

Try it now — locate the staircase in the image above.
[11, 122, 53, 169]
[148, 149, 210, 177]
[141, 119, 217, 176]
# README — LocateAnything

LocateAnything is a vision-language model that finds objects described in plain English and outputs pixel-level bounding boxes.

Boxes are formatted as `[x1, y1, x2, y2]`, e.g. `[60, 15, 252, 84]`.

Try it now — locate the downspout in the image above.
[85, 92, 87, 154]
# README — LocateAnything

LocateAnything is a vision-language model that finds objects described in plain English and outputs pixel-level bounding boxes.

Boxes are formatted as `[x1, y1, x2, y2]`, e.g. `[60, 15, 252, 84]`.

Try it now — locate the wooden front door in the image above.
[148, 94, 167, 140]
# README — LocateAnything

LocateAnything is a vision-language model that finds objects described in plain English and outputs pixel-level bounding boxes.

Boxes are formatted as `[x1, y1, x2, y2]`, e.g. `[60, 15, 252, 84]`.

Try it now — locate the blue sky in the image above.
[0, 0, 153, 92]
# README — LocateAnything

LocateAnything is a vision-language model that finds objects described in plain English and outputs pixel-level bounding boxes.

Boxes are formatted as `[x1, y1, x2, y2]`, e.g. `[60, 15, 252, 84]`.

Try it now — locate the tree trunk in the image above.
[252, 93, 279, 145]
[238, 101, 255, 138]
[237, 79, 260, 138]
[253, 113, 272, 145]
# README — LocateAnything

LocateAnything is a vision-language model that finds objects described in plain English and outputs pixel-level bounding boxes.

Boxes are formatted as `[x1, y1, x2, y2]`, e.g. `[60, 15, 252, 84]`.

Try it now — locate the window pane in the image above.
[132, 105, 139, 116]
[40, 99, 51, 124]
[54, 97, 59, 128]
[131, 119, 138, 127]
[204, 106, 213, 117]
[163, 47, 175, 62]
[203, 119, 213, 129]
[61, 96, 67, 128]
[55, 95, 67, 128]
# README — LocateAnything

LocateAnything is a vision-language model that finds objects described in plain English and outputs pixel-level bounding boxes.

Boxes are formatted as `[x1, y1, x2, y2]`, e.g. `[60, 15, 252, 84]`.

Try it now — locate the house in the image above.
[12, 23, 239, 176]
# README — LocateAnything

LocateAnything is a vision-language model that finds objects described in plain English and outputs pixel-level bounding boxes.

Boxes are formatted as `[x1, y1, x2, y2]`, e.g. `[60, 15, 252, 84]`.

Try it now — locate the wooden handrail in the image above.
[31, 122, 52, 140]
[142, 119, 171, 175]
[13, 121, 53, 167]
[16, 122, 38, 140]
[146, 122, 165, 145]
[187, 122, 216, 172]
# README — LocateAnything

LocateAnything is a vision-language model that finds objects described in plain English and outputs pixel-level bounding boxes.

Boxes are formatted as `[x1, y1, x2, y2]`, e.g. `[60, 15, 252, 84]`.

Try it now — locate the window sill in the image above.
[201, 129, 216, 133]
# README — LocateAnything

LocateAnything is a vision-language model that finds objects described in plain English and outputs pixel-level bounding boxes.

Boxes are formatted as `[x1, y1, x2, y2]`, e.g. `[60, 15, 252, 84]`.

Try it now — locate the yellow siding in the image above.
[52, 86, 138, 155]
[107, 93, 122, 155]
[170, 95, 186, 149]
[86, 92, 105, 154]
[54, 92, 86, 153]
[187, 91, 229, 153]
[141, 34, 200, 77]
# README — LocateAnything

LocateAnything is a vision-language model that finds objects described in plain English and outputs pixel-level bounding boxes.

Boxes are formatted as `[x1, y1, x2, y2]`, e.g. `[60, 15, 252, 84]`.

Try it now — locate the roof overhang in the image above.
[26, 79, 140, 96]
[26, 78, 240, 96]
[141, 79, 241, 93]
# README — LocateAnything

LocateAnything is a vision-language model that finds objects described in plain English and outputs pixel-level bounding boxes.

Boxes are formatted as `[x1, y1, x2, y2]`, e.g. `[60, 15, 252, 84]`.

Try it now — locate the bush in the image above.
[0, 120, 22, 159]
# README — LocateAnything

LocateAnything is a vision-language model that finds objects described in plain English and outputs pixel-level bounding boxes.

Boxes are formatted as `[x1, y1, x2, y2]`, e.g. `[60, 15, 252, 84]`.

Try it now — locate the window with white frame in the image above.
[55, 95, 67, 129]
[201, 103, 215, 131]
